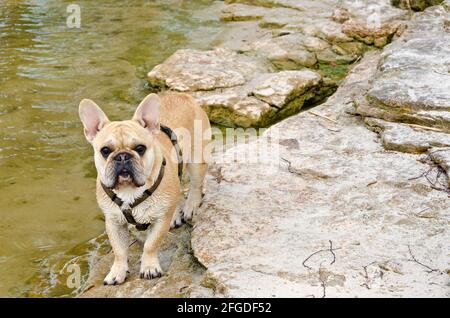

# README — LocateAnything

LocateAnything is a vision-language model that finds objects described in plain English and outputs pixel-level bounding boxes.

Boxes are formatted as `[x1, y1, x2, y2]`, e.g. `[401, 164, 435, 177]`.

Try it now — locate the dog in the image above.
[79, 92, 211, 285]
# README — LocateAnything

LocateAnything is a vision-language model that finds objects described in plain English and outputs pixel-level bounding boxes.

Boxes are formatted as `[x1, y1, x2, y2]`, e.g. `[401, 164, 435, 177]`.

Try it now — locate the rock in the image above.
[429, 148, 450, 172]
[365, 118, 450, 153]
[224, 0, 332, 12]
[249, 70, 321, 107]
[192, 89, 276, 128]
[227, 2, 409, 72]
[220, 3, 299, 23]
[220, 4, 267, 21]
[342, 19, 402, 47]
[147, 0, 413, 128]
[332, 8, 351, 23]
[79, 226, 209, 298]
[392, 0, 444, 11]
[342, 0, 408, 21]
[250, 33, 318, 69]
[80, 1, 450, 298]
[148, 48, 326, 127]
[338, 0, 408, 47]
[224, 0, 408, 46]
[147, 48, 263, 92]
[191, 51, 449, 297]
[355, 5, 450, 133]
[428, 147, 450, 186]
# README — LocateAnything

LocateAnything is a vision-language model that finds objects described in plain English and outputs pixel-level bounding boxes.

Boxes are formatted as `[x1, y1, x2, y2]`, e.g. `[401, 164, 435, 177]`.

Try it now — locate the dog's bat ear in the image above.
[79, 99, 110, 143]
[133, 93, 160, 134]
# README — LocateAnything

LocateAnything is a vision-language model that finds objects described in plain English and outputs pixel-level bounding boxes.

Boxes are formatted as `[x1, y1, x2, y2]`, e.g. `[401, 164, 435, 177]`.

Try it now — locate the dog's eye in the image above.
[100, 147, 111, 157]
[134, 144, 146, 156]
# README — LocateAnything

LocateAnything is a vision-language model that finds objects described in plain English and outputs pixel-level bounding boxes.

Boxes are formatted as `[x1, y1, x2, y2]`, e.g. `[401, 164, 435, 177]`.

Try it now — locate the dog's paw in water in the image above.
[103, 264, 128, 285]
[140, 257, 163, 279]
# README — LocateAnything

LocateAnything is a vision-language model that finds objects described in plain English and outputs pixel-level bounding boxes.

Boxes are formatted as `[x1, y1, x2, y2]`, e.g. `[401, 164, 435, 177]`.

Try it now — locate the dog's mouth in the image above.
[113, 167, 145, 188]
[103, 158, 146, 189]
[115, 170, 134, 186]
[118, 168, 131, 181]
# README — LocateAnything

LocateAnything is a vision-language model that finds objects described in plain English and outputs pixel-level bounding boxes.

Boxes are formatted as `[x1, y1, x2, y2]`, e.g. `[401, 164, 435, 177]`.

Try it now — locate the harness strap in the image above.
[101, 157, 166, 231]
[160, 124, 183, 181]
[100, 123, 183, 231]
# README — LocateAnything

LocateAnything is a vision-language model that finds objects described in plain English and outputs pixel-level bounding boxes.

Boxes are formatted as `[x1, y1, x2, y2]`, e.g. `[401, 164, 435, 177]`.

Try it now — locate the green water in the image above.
[0, 0, 221, 297]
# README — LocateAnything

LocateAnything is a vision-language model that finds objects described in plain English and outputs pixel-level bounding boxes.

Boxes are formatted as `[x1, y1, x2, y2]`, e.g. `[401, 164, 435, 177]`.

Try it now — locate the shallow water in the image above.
[0, 0, 221, 296]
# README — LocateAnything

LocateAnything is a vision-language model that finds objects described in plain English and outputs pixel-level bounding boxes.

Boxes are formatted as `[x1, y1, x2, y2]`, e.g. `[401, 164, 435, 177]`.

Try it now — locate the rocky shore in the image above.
[148, 0, 410, 127]
[81, 0, 449, 297]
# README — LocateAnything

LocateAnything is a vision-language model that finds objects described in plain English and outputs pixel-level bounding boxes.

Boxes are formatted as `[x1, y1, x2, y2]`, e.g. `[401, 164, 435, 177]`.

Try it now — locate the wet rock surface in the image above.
[191, 51, 450, 297]
[80, 226, 211, 298]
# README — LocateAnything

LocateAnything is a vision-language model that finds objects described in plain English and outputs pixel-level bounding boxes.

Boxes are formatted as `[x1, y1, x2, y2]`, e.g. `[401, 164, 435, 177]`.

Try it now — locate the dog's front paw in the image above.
[182, 195, 202, 222]
[170, 206, 184, 229]
[140, 259, 162, 279]
[103, 264, 128, 285]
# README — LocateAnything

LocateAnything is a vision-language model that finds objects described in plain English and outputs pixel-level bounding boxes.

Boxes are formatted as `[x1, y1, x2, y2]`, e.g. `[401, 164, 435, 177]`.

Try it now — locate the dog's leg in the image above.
[170, 193, 184, 229]
[140, 211, 172, 279]
[183, 162, 207, 222]
[104, 220, 129, 285]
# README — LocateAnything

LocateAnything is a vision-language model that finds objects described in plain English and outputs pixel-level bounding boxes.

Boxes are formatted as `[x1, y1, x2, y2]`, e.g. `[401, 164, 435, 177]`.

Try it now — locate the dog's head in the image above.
[79, 94, 161, 189]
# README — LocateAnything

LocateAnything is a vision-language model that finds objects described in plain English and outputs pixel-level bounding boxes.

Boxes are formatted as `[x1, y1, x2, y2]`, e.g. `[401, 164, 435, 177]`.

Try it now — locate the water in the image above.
[0, 0, 221, 296]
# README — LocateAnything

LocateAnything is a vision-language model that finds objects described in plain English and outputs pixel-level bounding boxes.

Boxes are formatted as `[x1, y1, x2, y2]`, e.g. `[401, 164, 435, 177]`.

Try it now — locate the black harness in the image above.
[101, 124, 182, 231]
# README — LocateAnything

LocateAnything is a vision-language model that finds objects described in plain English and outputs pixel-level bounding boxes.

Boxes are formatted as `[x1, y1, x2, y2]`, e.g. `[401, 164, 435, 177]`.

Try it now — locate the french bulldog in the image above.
[79, 92, 211, 285]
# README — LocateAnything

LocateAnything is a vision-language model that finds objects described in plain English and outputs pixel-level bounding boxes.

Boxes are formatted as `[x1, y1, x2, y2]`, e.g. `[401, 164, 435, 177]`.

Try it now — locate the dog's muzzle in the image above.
[114, 152, 134, 179]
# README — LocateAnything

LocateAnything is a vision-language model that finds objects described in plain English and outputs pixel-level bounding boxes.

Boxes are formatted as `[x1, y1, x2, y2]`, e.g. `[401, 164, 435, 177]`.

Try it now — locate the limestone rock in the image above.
[428, 147, 450, 187]
[147, 48, 262, 92]
[224, 0, 335, 12]
[221, 4, 266, 21]
[220, 3, 298, 23]
[148, 48, 325, 127]
[341, 0, 408, 22]
[342, 19, 402, 47]
[192, 89, 276, 128]
[365, 118, 450, 153]
[355, 5, 450, 133]
[392, 0, 444, 11]
[80, 227, 208, 298]
[250, 33, 318, 69]
[332, 8, 351, 23]
[147, 0, 413, 128]
[218, 0, 409, 72]
[191, 51, 450, 297]
[249, 70, 322, 107]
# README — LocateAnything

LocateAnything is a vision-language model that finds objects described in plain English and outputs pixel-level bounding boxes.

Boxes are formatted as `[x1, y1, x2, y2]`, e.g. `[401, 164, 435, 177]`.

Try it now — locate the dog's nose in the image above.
[114, 152, 132, 162]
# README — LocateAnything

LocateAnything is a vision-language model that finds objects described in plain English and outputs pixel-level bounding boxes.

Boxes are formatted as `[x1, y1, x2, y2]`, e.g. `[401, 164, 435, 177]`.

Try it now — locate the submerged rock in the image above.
[191, 51, 449, 297]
